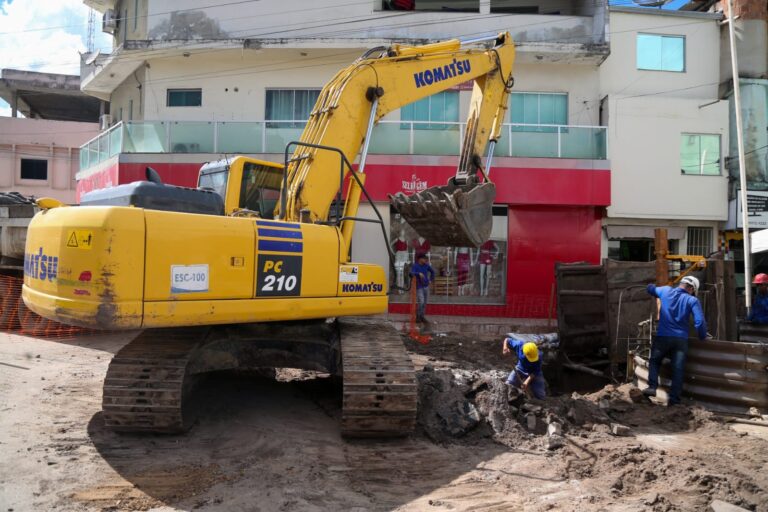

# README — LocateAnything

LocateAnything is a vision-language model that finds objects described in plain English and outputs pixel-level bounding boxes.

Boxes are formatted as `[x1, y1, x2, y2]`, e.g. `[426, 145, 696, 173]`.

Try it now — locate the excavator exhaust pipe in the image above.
[389, 180, 495, 248]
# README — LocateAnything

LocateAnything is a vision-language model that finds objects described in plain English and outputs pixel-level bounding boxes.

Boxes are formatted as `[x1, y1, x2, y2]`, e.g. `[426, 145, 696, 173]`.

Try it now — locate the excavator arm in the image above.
[278, 33, 515, 248]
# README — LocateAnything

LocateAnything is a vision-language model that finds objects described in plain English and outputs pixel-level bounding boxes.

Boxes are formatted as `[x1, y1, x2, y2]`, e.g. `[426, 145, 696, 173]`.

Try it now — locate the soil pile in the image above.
[416, 370, 768, 510]
[416, 367, 616, 448]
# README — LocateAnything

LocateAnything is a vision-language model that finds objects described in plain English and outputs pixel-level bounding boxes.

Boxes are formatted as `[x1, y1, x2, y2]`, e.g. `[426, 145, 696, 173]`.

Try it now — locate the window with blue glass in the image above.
[637, 34, 685, 72]
[400, 91, 459, 130]
[265, 89, 321, 128]
[510, 92, 567, 132]
[167, 89, 202, 107]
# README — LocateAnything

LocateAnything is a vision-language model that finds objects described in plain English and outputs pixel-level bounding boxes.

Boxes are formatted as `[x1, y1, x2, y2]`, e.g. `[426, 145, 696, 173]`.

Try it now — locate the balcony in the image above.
[79, 120, 607, 173]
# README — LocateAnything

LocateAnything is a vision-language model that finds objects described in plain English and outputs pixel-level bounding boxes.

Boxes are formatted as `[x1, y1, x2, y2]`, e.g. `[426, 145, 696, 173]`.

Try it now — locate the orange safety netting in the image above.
[405, 276, 431, 345]
[0, 275, 94, 338]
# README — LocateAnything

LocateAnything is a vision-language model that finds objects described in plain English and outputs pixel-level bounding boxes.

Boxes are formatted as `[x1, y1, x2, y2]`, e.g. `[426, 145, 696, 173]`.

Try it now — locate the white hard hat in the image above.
[680, 276, 700, 295]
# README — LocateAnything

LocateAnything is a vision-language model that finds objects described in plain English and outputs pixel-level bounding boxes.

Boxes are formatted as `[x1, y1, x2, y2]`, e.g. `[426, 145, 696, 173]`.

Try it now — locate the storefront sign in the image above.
[401, 174, 428, 193]
[728, 190, 768, 229]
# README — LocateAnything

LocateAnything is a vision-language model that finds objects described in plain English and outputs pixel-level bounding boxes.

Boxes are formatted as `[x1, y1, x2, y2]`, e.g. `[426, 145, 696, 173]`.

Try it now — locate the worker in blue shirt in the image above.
[642, 276, 708, 406]
[747, 273, 768, 324]
[502, 337, 546, 399]
[409, 253, 435, 323]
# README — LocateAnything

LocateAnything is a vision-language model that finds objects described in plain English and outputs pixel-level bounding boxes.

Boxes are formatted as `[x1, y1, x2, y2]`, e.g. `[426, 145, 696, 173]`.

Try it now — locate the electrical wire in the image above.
[0, 0, 650, 37]
[2, 5, 720, 72]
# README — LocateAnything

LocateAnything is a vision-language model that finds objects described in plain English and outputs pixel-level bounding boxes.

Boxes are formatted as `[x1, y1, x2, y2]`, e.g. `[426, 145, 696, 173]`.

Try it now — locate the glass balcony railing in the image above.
[79, 120, 607, 172]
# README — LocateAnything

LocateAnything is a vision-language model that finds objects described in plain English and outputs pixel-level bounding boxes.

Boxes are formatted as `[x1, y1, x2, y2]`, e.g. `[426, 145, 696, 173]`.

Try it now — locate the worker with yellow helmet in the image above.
[502, 336, 547, 399]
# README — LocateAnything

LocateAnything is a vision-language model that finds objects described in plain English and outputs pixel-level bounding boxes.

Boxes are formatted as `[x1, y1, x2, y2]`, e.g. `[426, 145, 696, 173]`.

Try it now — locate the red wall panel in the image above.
[363, 163, 610, 206]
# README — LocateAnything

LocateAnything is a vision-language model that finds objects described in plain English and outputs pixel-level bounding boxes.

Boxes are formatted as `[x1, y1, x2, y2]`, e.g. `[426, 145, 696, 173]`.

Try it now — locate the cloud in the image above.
[0, 0, 111, 117]
[0, 0, 112, 75]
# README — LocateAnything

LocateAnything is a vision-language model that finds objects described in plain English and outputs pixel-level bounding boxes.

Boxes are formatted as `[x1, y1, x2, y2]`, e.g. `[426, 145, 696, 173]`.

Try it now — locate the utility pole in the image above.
[87, 8, 95, 54]
[727, 0, 752, 315]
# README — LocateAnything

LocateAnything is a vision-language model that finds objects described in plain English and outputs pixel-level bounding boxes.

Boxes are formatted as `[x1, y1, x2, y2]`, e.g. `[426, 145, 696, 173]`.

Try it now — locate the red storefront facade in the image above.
[76, 154, 609, 319]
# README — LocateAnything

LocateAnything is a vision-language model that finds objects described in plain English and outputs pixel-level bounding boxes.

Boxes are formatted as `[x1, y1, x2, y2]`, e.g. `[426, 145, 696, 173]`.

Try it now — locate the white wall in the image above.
[138, 49, 363, 122]
[601, 11, 722, 101]
[601, 10, 728, 223]
[143, 0, 600, 45]
[111, 66, 144, 122]
[605, 95, 728, 221]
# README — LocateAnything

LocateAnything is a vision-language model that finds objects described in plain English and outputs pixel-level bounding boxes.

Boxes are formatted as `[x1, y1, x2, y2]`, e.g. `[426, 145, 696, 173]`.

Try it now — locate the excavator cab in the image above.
[198, 158, 285, 218]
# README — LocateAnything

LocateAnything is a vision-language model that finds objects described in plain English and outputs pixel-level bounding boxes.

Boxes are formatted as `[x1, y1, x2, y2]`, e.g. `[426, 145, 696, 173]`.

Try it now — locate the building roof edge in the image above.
[610, 6, 723, 21]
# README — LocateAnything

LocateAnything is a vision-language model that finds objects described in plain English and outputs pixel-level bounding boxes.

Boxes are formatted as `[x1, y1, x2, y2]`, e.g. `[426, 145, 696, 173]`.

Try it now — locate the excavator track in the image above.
[102, 327, 210, 433]
[339, 318, 417, 438]
[101, 319, 417, 437]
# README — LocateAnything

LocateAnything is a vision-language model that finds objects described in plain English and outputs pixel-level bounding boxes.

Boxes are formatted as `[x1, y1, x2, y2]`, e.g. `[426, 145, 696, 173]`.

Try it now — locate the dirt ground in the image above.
[1, 329, 767, 512]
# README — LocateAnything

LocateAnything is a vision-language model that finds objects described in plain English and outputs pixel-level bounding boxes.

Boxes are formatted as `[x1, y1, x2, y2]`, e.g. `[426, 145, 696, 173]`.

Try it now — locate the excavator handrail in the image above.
[283, 140, 402, 293]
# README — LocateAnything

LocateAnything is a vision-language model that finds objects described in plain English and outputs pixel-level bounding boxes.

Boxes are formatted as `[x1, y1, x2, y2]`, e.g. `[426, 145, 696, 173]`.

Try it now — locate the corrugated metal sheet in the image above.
[633, 338, 768, 415]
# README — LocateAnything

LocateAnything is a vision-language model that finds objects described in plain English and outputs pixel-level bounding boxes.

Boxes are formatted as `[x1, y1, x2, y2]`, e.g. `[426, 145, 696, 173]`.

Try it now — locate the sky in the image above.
[0, 0, 112, 117]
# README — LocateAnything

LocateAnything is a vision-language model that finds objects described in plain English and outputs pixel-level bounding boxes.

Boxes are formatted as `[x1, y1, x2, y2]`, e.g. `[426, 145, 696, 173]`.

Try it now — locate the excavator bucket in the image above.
[389, 181, 495, 248]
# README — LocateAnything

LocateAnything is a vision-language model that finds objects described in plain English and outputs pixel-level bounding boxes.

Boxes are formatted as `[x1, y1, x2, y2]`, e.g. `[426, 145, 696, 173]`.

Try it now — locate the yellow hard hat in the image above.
[522, 342, 539, 363]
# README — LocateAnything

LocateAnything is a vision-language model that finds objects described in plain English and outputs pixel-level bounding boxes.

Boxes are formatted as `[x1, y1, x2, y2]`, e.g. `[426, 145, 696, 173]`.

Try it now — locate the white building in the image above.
[600, 7, 729, 261]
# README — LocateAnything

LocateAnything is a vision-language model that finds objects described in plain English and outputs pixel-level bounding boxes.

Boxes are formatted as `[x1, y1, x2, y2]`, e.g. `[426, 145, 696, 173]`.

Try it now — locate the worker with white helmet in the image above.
[502, 336, 546, 399]
[747, 273, 768, 324]
[642, 275, 708, 406]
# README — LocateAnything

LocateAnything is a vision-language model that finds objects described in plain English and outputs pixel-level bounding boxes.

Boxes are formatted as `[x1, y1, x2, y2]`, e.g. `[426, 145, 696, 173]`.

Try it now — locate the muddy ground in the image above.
[1, 329, 767, 512]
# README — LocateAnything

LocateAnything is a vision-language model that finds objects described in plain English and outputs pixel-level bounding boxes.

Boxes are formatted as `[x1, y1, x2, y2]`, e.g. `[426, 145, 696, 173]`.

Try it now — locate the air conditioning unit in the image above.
[99, 114, 112, 131]
[102, 9, 117, 34]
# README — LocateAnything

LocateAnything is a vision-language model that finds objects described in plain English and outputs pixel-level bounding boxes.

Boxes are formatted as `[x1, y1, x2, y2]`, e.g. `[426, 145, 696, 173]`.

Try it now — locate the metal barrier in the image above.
[633, 337, 768, 415]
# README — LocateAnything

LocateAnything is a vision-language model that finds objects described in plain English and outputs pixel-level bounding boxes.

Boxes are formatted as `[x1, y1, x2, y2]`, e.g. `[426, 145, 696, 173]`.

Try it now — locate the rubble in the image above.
[709, 499, 753, 512]
[416, 368, 648, 447]
[547, 422, 562, 436]
[610, 423, 631, 436]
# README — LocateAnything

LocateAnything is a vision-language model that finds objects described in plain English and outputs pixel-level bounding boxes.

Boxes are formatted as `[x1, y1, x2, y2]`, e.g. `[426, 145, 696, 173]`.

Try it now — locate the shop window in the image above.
[265, 89, 321, 128]
[400, 91, 459, 130]
[167, 89, 202, 107]
[637, 34, 685, 72]
[681, 134, 720, 175]
[20, 158, 48, 181]
[389, 205, 507, 304]
[510, 92, 567, 132]
[687, 227, 713, 256]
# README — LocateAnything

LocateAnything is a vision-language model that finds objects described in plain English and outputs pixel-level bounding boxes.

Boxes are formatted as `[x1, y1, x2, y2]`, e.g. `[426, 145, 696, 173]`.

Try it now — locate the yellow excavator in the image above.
[22, 33, 515, 437]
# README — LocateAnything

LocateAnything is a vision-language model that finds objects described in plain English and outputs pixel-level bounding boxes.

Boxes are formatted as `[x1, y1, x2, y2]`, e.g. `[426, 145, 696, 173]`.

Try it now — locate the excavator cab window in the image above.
[239, 162, 283, 219]
[198, 168, 228, 199]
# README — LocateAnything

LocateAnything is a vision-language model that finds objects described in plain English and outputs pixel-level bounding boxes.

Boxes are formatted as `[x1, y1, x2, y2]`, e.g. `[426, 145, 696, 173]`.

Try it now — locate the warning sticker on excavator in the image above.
[339, 266, 359, 283]
[66, 230, 93, 250]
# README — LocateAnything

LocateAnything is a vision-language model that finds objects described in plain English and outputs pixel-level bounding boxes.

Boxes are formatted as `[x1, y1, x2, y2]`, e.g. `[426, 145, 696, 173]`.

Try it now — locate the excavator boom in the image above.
[281, 33, 515, 247]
